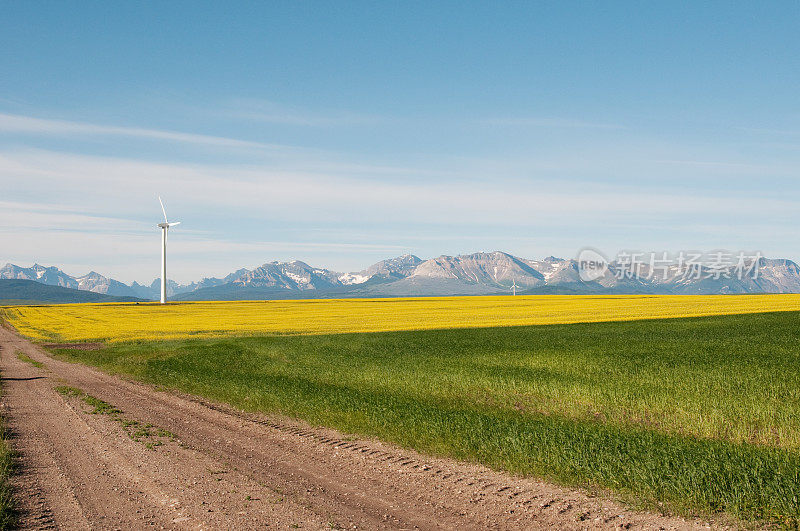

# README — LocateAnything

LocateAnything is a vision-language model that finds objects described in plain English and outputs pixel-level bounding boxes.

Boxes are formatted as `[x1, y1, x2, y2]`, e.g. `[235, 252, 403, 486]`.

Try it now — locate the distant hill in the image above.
[0, 279, 147, 305]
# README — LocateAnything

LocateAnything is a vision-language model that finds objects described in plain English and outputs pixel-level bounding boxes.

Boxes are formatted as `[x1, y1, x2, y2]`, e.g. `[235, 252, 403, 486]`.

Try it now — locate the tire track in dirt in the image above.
[0, 326, 716, 529]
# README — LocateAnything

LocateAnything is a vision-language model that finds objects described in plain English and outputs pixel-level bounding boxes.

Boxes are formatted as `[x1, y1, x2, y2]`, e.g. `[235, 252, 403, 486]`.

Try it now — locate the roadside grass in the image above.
[16, 352, 44, 369]
[47, 312, 800, 525]
[55, 386, 174, 448]
[0, 378, 16, 529]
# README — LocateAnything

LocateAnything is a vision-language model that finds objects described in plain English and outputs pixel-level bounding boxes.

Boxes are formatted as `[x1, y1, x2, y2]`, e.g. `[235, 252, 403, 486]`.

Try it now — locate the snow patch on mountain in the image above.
[339, 273, 370, 285]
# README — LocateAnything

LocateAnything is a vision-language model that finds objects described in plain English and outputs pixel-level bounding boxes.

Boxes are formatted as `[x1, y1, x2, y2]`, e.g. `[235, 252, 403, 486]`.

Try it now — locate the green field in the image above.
[47, 311, 800, 525]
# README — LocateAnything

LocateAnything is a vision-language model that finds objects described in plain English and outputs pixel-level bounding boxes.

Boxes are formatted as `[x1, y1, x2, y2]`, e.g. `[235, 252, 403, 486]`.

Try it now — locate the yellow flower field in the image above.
[3, 294, 800, 343]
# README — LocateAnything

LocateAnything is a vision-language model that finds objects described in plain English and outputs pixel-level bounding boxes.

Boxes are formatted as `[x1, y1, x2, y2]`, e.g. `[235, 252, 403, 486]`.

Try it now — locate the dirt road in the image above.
[0, 326, 708, 529]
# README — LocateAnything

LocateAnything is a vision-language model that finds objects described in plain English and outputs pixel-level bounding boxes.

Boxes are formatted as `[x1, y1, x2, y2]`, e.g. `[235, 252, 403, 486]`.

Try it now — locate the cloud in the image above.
[0, 112, 282, 149]
[737, 126, 800, 136]
[480, 117, 624, 130]
[654, 159, 765, 170]
[0, 200, 150, 232]
[3, 112, 800, 281]
[220, 99, 384, 127]
[3, 148, 798, 232]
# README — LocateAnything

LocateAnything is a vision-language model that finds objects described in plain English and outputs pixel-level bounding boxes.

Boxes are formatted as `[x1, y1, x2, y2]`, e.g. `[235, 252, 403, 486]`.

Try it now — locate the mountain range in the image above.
[3, 252, 800, 302]
[0, 279, 146, 304]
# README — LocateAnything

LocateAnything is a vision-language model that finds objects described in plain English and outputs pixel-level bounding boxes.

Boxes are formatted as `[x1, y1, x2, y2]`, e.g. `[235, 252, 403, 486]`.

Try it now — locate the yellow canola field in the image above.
[3, 294, 800, 343]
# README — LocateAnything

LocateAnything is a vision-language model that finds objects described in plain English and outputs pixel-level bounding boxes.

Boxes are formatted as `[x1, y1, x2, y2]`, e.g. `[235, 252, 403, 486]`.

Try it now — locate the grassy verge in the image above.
[16, 352, 44, 369]
[48, 312, 800, 525]
[0, 377, 15, 528]
[55, 386, 174, 449]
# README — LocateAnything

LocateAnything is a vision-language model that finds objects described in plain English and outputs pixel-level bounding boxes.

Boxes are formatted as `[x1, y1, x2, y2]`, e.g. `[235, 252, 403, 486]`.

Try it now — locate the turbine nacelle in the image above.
[158, 197, 181, 228]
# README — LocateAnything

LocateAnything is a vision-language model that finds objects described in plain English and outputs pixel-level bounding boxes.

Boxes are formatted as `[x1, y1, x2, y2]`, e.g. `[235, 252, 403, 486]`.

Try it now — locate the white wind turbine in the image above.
[510, 278, 519, 296]
[157, 197, 180, 304]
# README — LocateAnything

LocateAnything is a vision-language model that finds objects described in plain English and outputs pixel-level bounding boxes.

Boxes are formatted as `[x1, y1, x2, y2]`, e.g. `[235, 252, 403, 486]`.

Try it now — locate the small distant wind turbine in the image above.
[511, 278, 519, 296]
[157, 197, 180, 304]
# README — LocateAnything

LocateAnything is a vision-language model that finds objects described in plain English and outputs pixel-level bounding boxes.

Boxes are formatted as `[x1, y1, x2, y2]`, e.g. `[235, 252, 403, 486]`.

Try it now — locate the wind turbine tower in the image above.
[511, 278, 518, 296]
[157, 197, 180, 304]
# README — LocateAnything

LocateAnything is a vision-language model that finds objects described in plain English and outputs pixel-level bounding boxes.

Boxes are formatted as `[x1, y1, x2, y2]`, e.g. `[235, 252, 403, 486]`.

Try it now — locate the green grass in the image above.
[0, 377, 16, 529]
[16, 352, 44, 369]
[55, 386, 173, 447]
[48, 312, 800, 525]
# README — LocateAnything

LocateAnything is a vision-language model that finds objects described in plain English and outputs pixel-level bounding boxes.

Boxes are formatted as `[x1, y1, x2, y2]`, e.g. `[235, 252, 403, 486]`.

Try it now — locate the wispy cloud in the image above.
[0, 112, 282, 149]
[737, 126, 800, 136]
[481, 116, 624, 130]
[3, 112, 799, 280]
[0, 112, 451, 178]
[0, 200, 149, 233]
[3, 148, 797, 228]
[654, 159, 764, 169]
[220, 99, 384, 127]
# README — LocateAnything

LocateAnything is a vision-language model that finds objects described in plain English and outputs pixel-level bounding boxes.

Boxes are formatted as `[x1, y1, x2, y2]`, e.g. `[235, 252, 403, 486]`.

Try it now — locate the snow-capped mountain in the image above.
[362, 252, 544, 296]
[0, 263, 78, 289]
[5, 251, 800, 301]
[75, 272, 139, 297]
[340, 254, 423, 285]
[0, 264, 141, 297]
[229, 261, 342, 291]
[411, 252, 543, 287]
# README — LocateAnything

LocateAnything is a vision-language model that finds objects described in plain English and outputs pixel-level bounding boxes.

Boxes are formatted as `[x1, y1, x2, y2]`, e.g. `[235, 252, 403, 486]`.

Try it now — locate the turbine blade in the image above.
[158, 196, 168, 224]
[168, 221, 181, 227]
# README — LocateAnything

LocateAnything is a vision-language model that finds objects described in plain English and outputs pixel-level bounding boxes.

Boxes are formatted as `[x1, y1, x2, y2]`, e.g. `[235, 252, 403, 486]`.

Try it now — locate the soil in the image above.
[0, 326, 716, 529]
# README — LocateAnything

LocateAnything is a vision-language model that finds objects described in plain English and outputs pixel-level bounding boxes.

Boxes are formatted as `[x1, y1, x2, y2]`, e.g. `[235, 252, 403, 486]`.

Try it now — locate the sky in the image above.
[1, 1, 799, 283]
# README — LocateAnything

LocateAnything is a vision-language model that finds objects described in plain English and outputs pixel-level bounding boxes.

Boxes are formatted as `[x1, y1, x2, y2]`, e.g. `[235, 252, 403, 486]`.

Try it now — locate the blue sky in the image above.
[2, 2, 799, 283]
